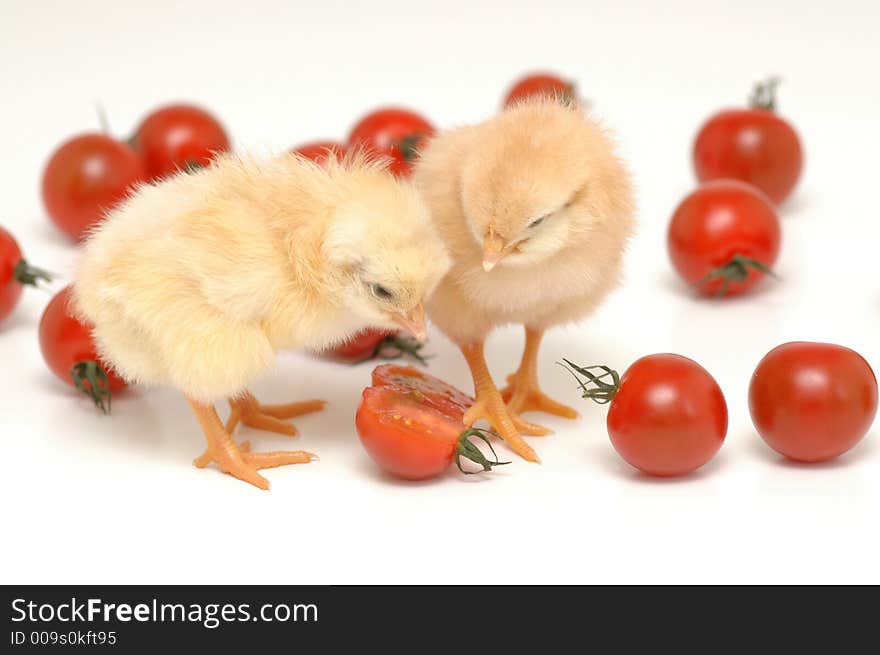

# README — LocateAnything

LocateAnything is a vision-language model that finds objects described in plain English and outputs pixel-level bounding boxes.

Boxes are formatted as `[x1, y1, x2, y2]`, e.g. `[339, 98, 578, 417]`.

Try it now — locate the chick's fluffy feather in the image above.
[414, 100, 635, 344]
[74, 152, 448, 403]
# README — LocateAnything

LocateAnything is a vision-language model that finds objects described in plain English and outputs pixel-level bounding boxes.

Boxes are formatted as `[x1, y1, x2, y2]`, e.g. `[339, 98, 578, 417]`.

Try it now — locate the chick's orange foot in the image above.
[225, 391, 326, 436]
[188, 398, 317, 490]
[499, 327, 578, 425]
[500, 374, 579, 423]
[460, 341, 541, 463]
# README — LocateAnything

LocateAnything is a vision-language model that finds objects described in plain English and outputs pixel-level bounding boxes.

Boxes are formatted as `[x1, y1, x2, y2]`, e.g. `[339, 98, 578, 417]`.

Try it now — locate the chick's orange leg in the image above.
[460, 341, 540, 463]
[225, 391, 326, 436]
[501, 326, 579, 422]
[187, 397, 316, 491]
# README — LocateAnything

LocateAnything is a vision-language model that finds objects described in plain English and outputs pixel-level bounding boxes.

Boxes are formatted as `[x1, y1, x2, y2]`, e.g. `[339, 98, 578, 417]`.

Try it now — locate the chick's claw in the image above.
[501, 374, 579, 423]
[463, 394, 541, 463]
[226, 391, 326, 437]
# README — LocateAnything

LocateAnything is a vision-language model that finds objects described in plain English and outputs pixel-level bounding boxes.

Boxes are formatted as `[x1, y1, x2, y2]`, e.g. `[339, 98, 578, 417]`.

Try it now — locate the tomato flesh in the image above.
[607, 354, 728, 476]
[372, 364, 473, 421]
[749, 342, 878, 462]
[293, 141, 347, 165]
[329, 329, 393, 361]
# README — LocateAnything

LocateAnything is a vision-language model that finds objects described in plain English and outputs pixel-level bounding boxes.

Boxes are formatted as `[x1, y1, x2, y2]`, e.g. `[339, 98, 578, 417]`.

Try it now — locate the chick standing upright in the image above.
[75, 153, 449, 489]
[413, 100, 634, 462]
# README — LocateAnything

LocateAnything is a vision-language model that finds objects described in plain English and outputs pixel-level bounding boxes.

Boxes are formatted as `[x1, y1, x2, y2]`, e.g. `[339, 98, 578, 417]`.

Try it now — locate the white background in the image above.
[1, 0, 878, 585]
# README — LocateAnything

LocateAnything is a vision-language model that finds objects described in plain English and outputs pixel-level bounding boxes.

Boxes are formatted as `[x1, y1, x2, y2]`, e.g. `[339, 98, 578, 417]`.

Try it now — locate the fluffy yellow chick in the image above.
[74, 152, 450, 489]
[413, 100, 634, 462]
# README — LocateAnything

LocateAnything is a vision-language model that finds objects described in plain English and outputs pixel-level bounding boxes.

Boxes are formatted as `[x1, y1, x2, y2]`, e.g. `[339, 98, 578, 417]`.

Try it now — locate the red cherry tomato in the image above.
[0, 227, 51, 322]
[39, 285, 126, 412]
[41, 134, 146, 241]
[132, 104, 230, 180]
[347, 108, 434, 177]
[693, 79, 803, 205]
[371, 363, 473, 421]
[503, 72, 575, 107]
[356, 368, 503, 480]
[749, 342, 877, 462]
[329, 329, 393, 361]
[667, 180, 781, 297]
[565, 354, 728, 477]
[293, 141, 347, 166]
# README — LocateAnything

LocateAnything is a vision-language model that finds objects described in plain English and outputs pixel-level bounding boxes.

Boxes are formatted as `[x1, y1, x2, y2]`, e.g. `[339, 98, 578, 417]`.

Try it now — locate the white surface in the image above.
[1, 0, 878, 585]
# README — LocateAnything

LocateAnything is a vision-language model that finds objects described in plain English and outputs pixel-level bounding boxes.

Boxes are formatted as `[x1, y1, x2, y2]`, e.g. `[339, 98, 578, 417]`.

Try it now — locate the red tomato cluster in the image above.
[41, 104, 229, 241]
[356, 364, 507, 480]
[668, 78, 803, 297]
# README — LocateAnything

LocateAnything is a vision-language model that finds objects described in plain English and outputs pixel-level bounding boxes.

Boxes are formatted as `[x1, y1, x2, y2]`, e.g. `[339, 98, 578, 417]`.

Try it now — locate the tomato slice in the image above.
[371, 364, 473, 420]
[356, 386, 465, 480]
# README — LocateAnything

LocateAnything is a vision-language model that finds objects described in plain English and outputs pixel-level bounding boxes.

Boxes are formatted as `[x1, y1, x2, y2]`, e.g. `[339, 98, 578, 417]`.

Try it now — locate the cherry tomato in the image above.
[565, 355, 727, 477]
[347, 108, 434, 177]
[41, 134, 146, 241]
[372, 363, 473, 421]
[749, 342, 877, 463]
[356, 372, 503, 480]
[132, 104, 230, 180]
[0, 226, 51, 322]
[39, 285, 126, 412]
[330, 328, 394, 361]
[503, 72, 575, 107]
[667, 180, 781, 297]
[693, 78, 803, 205]
[328, 329, 426, 364]
[293, 141, 347, 166]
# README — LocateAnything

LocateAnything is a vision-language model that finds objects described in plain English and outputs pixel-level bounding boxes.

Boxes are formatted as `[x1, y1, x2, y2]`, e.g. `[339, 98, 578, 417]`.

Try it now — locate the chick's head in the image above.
[321, 163, 450, 340]
[459, 100, 633, 271]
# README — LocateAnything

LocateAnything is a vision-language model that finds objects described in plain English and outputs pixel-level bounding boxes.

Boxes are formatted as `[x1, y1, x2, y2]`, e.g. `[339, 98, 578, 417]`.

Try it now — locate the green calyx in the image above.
[14, 259, 52, 287]
[455, 428, 510, 474]
[695, 254, 778, 297]
[558, 359, 620, 405]
[70, 360, 112, 414]
[749, 77, 782, 111]
[396, 133, 426, 162]
[372, 333, 430, 365]
[183, 160, 205, 173]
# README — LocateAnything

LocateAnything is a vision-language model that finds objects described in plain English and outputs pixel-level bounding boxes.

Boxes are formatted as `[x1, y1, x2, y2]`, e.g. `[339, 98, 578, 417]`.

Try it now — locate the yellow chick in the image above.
[74, 152, 450, 490]
[413, 100, 634, 462]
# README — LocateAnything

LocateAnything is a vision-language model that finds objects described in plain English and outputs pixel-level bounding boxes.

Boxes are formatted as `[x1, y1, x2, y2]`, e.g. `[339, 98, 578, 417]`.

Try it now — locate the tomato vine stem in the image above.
[14, 259, 52, 287]
[70, 360, 113, 414]
[749, 77, 782, 111]
[373, 333, 429, 365]
[558, 359, 620, 404]
[455, 428, 509, 474]
[695, 254, 778, 297]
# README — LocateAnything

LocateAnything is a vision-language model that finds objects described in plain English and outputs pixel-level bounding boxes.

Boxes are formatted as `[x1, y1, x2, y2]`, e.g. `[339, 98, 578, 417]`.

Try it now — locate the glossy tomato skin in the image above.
[356, 385, 463, 480]
[133, 104, 229, 180]
[749, 342, 878, 462]
[329, 328, 392, 361]
[38, 286, 126, 392]
[372, 364, 473, 421]
[607, 354, 728, 476]
[293, 141, 347, 165]
[0, 227, 24, 321]
[347, 108, 433, 176]
[42, 134, 146, 241]
[693, 108, 803, 205]
[667, 180, 781, 296]
[503, 73, 573, 107]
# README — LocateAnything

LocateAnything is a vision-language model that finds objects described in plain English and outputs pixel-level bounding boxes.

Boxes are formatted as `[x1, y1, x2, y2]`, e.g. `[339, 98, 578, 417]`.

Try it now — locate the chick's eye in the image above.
[529, 215, 548, 229]
[371, 283, 394, 300]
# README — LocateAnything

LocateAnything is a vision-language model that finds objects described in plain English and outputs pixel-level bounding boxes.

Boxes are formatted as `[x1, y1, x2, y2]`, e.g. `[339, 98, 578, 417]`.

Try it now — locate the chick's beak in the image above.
[392, 303, 427, 343]
[482, 230, 508, 272]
